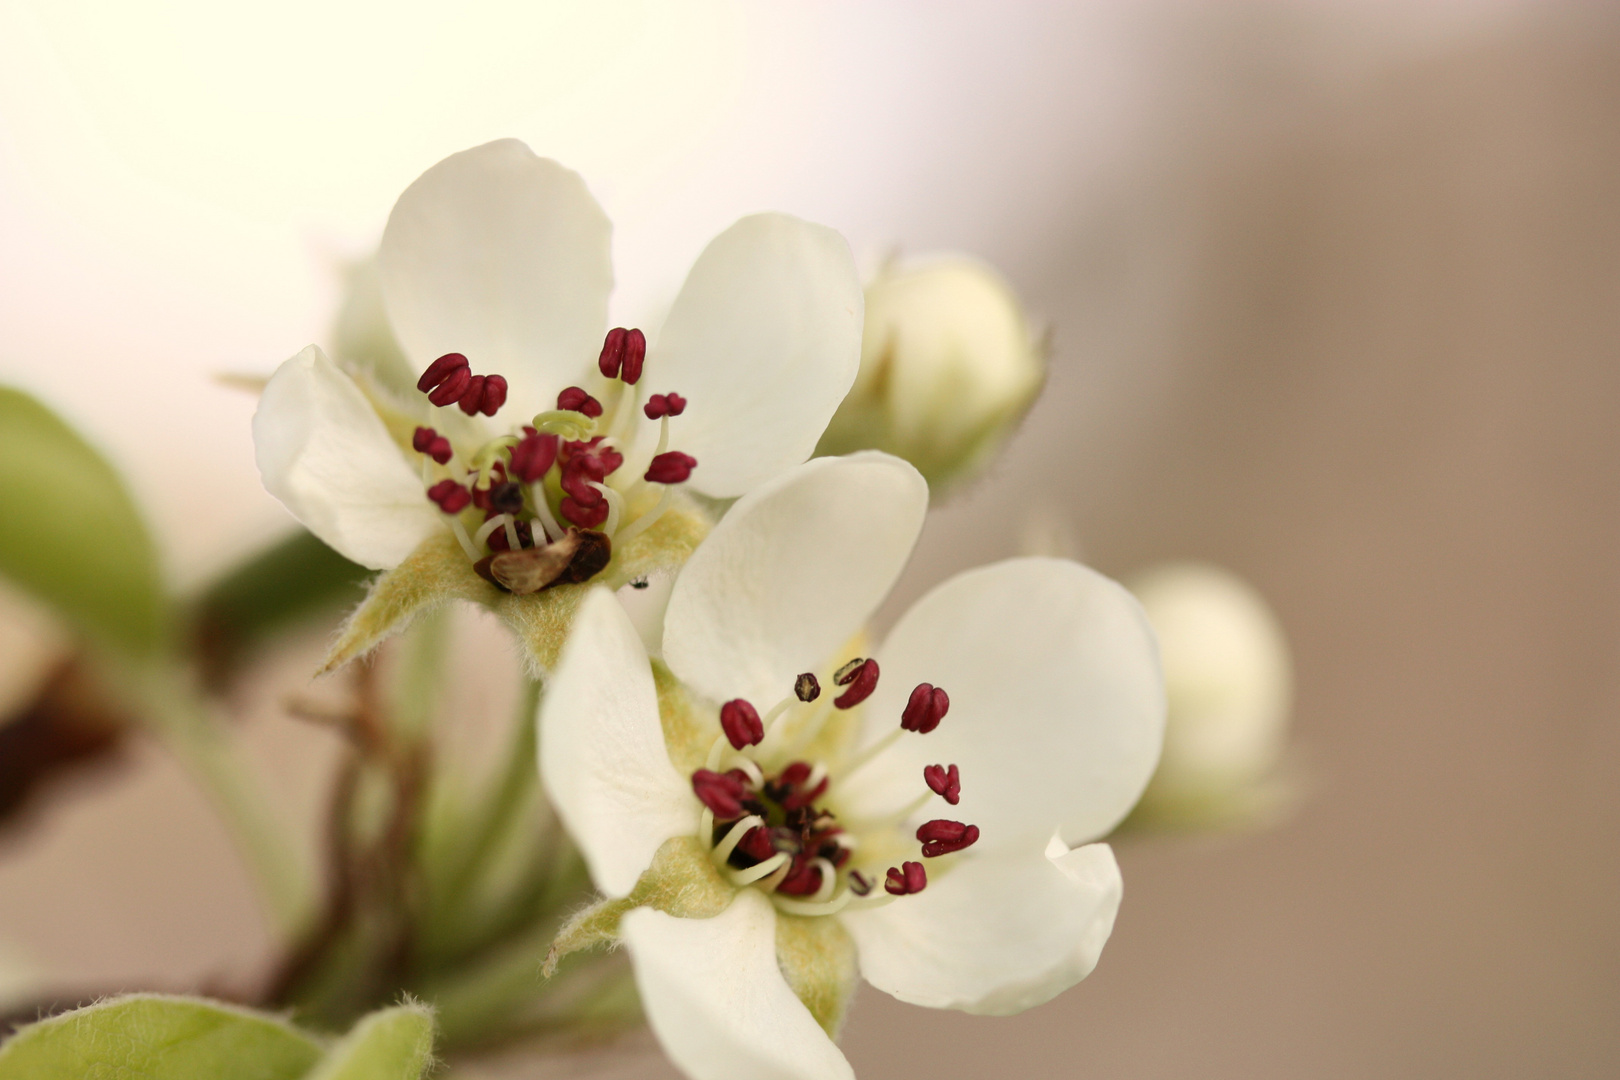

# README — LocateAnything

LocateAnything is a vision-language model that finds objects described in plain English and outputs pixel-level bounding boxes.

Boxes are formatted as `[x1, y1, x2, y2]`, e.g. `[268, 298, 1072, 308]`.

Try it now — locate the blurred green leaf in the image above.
[191, 529, 369, 677]
[0, 994, 322, 1080]
[0, 387, 166, 654]
[303, 1003, 435, 1080]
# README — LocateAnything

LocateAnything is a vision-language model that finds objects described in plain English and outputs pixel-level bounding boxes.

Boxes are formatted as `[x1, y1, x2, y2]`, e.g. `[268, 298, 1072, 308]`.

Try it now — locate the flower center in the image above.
[406, 331, 699, 593]
[688, 659, 979, 917]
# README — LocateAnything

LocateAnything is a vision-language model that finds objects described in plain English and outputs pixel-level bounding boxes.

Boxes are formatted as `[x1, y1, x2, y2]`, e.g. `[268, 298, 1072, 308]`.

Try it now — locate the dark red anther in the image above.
[833, 659, 880, 709]
[885, 861, 927, 896]
[776, 855, 824, 896]
[426, 479, 471, 514]
[923, 764, 961, 806]
[411, 427, 454, 465]
[720, 698, 764, 749]
[479, 374, 508, 416]
[557, 386, 604, 418]
[560, 467, 605, 508]
[900, 682, 950, 733]
[509, 428, 558, 482]
[848, 870, 874, 897]
[620, 328, 646, 384]
[559, 496, 609, 529]
[692, 768, 750, 820]
[737, 825, 777, 863]
[427, 365, 472, 407]
[417, 352, 468, 393]
[455, 374, 488, 415]
[917, 819, 980, 857]
[485, 518, 533, 552]
[643, 392, 688, 419]
[795, 673, 820, 703]
[597, 327, 628, 378]
[644, 451, 697, 485]
[770, 761, 829, 811]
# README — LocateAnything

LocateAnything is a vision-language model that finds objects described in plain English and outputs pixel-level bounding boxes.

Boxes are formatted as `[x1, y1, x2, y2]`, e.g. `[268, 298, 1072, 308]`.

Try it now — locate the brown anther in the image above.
[557, 386, 603, 418]
[426, 479, 470, 514]
[917, 819, 979, 857]
[720, 699, 764, 750]
[477, 528, 611, 593]
[848, 870, 874, 897]
[509, 428, 558, 482]
[794, 673, 821, 703]
[643, 392, 688, 419]
[692, 768, 751, 820]
[923, 763, 961, 805]
[885, 861, 927, 896]
[644, 451, 697, 484]
[487, 481, 524, 516]
[900, 682, 950, 733]
[417, 352, 468, 393]
[834, 658, 880, 709]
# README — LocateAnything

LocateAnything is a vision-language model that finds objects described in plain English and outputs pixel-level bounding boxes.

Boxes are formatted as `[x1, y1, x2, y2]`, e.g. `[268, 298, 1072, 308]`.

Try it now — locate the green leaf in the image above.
[303, 1003, 435, 1080]
[190, 529, 369, 677]
[0, 387, 166, 654]
[0, 994, 323, 1080]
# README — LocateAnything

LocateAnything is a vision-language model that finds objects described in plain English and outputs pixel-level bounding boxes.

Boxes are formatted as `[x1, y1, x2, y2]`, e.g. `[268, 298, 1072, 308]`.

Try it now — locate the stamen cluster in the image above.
[401, 328, 701, 592]
[689, 660, 981, 915]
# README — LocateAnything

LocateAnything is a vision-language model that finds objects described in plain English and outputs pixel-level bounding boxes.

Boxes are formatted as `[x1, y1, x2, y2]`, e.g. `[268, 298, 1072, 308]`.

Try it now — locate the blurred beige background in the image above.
[2, 3, 1618, 1077]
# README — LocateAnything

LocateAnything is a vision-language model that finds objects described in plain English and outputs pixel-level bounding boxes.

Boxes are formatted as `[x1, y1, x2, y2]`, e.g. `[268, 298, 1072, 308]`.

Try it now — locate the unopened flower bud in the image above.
[815, 256, 1044, 497]
[1127, 563, 1295, 830]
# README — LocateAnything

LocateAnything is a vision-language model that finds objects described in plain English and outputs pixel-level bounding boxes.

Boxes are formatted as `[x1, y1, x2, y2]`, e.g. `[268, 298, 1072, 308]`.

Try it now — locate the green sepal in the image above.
[0, 387, 167, 654]
[775, 913, 859, 1039]
[321, 496, 711, 677]
[302, 1002, 435, 1080]
[0, 994, 322, 1080]
[543, 835, 732, 976]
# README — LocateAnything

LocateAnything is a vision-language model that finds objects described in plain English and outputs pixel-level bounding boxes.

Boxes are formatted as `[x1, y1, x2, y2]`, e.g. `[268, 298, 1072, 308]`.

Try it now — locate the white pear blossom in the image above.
[1127, 562, 1294, 826]
[815, 255, 1044, 496]
[540, 452, 1164, 1080]
[253, 138, 864, 591]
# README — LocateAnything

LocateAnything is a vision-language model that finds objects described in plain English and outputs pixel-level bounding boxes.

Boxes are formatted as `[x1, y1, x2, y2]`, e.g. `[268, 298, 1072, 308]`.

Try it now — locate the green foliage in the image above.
[0, 387, 166, 654]
[302, 1003, 435, 1080]
[0, 994, 321, 1080]
[192, 529, 369, 676]
[0, 995, 438, 1080]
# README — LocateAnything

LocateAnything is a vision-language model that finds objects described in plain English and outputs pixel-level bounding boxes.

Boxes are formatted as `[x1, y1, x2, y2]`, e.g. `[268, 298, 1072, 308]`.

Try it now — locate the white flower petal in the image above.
[539, 587, 696, 898]
[662, 453, 927, 707]
[841, 558, 1164, 848]
[378, 139, 612, 416]
[841, 835, 1122, 1015]
[252, 345, 440, 570]
[622, 890, 854, 1080]
[649, 214, 863, 498]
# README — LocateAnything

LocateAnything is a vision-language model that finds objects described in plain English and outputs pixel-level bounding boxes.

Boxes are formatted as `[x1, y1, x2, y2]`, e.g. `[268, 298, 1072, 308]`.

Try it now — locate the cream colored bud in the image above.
[814, 256, 1045, 496]
[1127, 562, 1295, 829]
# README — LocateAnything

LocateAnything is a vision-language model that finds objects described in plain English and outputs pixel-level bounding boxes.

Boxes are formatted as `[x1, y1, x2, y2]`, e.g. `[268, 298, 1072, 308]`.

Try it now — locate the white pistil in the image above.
[729, 756, 764, 787]
[711, 815, 765, 865]
[730, 853, 788, 886]
[530, 483, 564, 542]
[503, 517, 520, 549]
[420, 455, 433, 486]
[805, 761, 829, 793]
[446, 515, 479, 561]
[472, 514, 510, 550]
[591, 481, 624, 538]
[840, 728, 904, 781]
[773, 698, 835, 758]
[705, 734, 728, 772]
[698, 807, 714, 844]
[614, 484, 673, 547]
